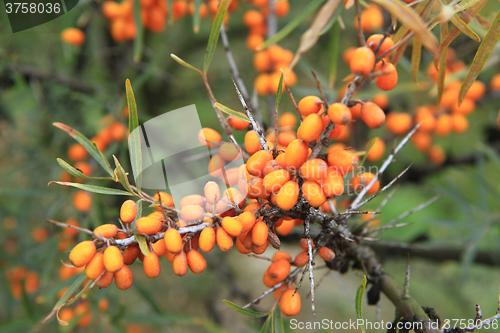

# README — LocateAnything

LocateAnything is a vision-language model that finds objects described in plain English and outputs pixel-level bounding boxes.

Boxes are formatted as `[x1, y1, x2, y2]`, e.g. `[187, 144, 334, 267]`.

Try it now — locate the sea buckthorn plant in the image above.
[2, 0, 500, 332]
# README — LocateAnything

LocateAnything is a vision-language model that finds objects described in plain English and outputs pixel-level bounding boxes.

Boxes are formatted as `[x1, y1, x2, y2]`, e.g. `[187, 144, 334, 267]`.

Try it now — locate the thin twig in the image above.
[305, 218, 316, 316]
[355, 0, 366, 46]
[402, 254, 410, 299]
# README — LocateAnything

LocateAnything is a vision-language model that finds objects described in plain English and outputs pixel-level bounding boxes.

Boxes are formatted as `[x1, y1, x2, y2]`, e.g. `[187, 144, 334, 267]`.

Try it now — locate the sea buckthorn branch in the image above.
[45, 219, 106, 242]
[354, 0, 366, 47]
[350, 123, 422, 210]
[231, 79, 269, 150]
[305, 218, 316, 316]
[441, 304, 500, 333]
[285, 85, 302, 122]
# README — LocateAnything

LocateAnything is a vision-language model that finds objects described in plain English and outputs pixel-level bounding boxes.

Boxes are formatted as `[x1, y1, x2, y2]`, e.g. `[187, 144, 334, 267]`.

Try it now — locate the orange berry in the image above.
[94, 224, 118, 239]
[172, 251, 188, 276]
[246, 177, 269, 199]
[367, 34, 394, 57]
[361, 102, 386, 128]
[415, 108, 436, 132]
[297, 113, 323, 142]
[204, 181, 221, 206]
[272, 251, 292, 262]
[411, 132, 432, 152]
[153, 191, 175, 209]
[264, 160, 284, 176]
[252, 221, 268, 247]
[73, 191, 92, 212]
[187, 249, 207, 274]
[385, 112, 412, 135]
[221, 217, 243, 237]
[294, 251, 309, 266]
[490, 74, 500, 91]
[254, 73, 270, 95]
[235, 212, 257, 232]
[366, 138, 386, 162]
[245, 131, 262, 155]
[268, 258, 290, 281]
[300, 159, 328, 182]
[279, 289, 301, 316]
[452, 98, 475, 115]
[279, 112, 298, 128]
[253, 51, 272, 72]
[465, 80, 486, 101]
[349, 104, 362, 120]
[120, 200, 137, 223]
[103, 246, 124, 273]
[276, 180, 299, 210]
[327, 103, 352, 125]
[69, 241, 96, 267]
[180, 205, 205, 222]
[246, 150, 273, 177]
[277, 131, 297, 147]
[302, 181, 327, 207]
[216, 227, 234, 251]
[375, 62, 398, 91]
[164, 228, 183, 254]
[219, 143, 241, 161]
[275, 0, 290, 17]
[227, 116, 250, 130]
[327, 149, 358, 176]
[198, 128, 222, 148]
[452, 114, 469, 133]
[151, 239, 167, 256]
[136, 216, 162, 235]
[276, 218, 295, 236]
[359, 5, 384, 32]
[372, 93, 389, 109]
[297, 96, 324, 117]
[102, 1, 121, 19]
[61, 28, 85, 46]
[246, 34, 264, 50]
[243, 9, 265, 27]
[351, 172, 379, 194]
[253, 240, 269, 254]
[85, 252, 105, 280]
[350, 47, 375, 76]
[285, 139, 309, 170]
[435, 114, 453, 136]
[199, 227, 216, 252]
[31, 227, 49, 243]
[322, 167, 344, 197]
[263, 169, 291, 193]
[123, 244, 140, 265]
[75, 302, 92, 327]
[98, 298, 109, 312]
[318, 247, 336, 262]
[115, 265, 133, 290]
[143, 252, 161, 278]
[428, 145, 446, 165]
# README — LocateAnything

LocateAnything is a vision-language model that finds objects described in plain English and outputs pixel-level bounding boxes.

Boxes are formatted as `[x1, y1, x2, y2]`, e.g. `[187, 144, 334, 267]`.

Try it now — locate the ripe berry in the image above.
[180, 205, 205, 222]
[322, 167, 344, 197]
[327, 149, 358, 176]
[252, 221, 268, 247]
[366, 138, 386, 162]
[246, 150, 273, 177]
[103, 246, 124, 273]
[361, 102, 386, 128]
[219, 143, 242, 161]
[367, 34, 394, 57]
[187, 249, 207, 274]
[375, 62, 398, 91]
[318, 247, 336, 262]
[435, 114, 453, 136]
[208, 154, 225, 177]
[351, 172, 379, 194]
[164, 228, 183, 254]
[199, 227, 216, 252]
[350, 47, 375, 76]
[73, 191, 92, 212]
[302, 181, 327, 207]
[268, 259, 291, 282]
[94, 224, 118, 239]
[143, 252, 161, 278]
[123, 244, 140, 265]
[120, 200, 137, 223]
[276, 180, 299, 210]
[151, 239, 167, 256]
[300, 159, 328, 182]
[135, 216, 162, 235]
[297, 96, 323, 117]
[235, 212, 257, 232]
[285, 139, 309, 170]
[272, 251, 293, 262]
[221, 217, 243, 237]
[279, 112, 298, 128]
[263, 169, 291, 193]
[428, 145, 446, 165]
[172, 251, 188, 276]
[327, 103, 352, 125]
[227, 116, 250, 130]
[279, 288, 302, 316]
[216, 227, 234, 252]
[263, 160, 284, 175]
[153, 192, 174, 209]
[385, 112, 412, 135]
[297, 113, 323, 142]
[114, 266, 133, 290]
[61, 28, 85, 46]
[198, 128, 222, 148]
[275, 218, 295, 236]
[85, 252, 105, 280]
[69, 241, 96, 267]
[96, 270, 114, 288]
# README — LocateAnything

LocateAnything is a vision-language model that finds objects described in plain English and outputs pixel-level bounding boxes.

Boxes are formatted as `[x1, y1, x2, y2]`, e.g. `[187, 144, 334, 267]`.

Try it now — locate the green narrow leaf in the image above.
[171, 54, 202, 73]
[359, 137, 378, 168]
[134, 231, 150, 256]
[133, 0, 144, 63]
[411, 37, 422, 83]
[203, 0, 232, 74]
[437, 23, 448, 106]
[222, 300, 268, 318]
[258, 0, 327, 50]
[450, 13, 480, 42]
[126, 79, 142, 191]
[328, 19, 340, 88]
[192, 0, 202, 33]
[275, 69, 284, 111]
[455, 0, 483, 12]
[57, 158, 114, 181]
[260, 315, 272, 333]
[113, 155, 137, 195]
[48, 181, 134, 196]
[64, 279, 93, 307]
[53, 123, 114, 177]
[42, 273, 87, 324]
[458, 9, 500, 106]
[214, 102, 250, 122]
[355, 275, 367, 333]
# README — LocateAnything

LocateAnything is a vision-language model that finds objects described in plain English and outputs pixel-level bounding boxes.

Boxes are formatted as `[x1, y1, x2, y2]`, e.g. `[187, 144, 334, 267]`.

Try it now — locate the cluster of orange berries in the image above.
[242, 0, 290, 51]
[60, 28, 86, 47]
[6, 265, 40, 299]
[253, 45, 297, 95]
